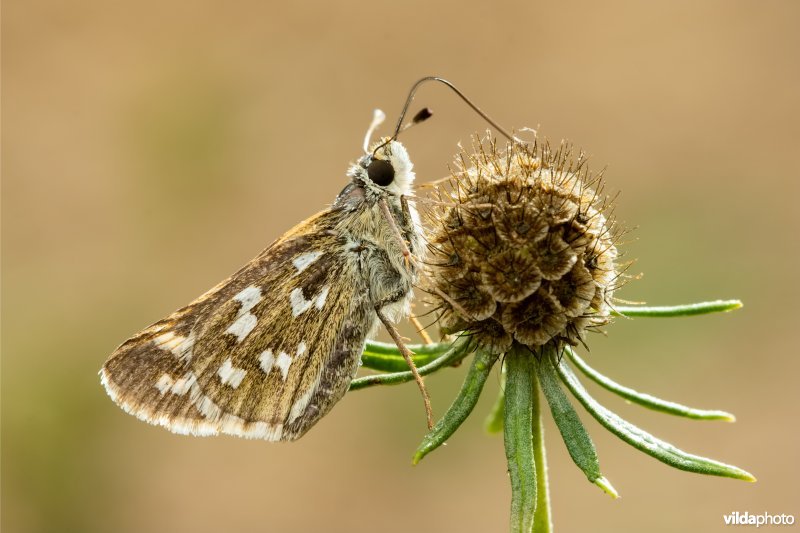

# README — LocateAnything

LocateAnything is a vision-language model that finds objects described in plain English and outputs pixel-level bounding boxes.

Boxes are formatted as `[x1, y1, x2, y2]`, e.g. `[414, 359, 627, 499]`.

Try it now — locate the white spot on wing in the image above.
[259, 345, 306, 381]
[292, 251, 322, 274]
[288, 388, 314, 424]
[315, 285, 330, 310]
[218, 358, 247, 388]
[155, 373, 174, 394]
[290, 286, 331, 317]
[225, 286, 263, 343]
[275, 352, 292, 380]
[194, 389, 222, 420]
[153, 332, 180, 351]
[225, 313, 257, 342]
[290, 288, 311, 316]
[153, 332, 195, 360]
[259, 349, 275, 374]
[233, 286, 262, 313]
[170, 373, 196, 395]
[153, 372, 198, 396]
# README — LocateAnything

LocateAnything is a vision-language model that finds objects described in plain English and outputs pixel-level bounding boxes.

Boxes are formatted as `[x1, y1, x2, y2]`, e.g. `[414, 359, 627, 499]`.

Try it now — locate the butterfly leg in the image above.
[374, 298, 433, 430]
[378, 198, 414, 270]
[399, 195, 415, 243]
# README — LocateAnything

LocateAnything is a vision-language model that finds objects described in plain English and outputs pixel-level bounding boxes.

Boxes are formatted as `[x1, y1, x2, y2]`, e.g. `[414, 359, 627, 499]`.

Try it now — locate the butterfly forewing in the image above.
[101, 210, 374, 441]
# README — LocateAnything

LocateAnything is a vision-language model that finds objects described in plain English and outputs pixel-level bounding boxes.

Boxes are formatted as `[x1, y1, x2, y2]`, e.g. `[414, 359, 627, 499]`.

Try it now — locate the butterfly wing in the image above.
[101, 210, 376, 441]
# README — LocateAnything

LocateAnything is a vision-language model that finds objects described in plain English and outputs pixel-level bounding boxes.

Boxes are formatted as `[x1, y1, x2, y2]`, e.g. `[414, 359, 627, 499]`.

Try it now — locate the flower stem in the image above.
[504, 343, 552, 533]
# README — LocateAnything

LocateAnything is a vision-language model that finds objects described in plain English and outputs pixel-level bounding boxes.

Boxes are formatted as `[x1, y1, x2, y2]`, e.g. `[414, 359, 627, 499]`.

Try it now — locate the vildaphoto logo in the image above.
[723, 512, 795, 527]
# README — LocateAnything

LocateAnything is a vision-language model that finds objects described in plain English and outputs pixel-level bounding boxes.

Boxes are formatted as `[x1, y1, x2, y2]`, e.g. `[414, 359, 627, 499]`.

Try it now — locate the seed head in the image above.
[425, 134, 621, 353]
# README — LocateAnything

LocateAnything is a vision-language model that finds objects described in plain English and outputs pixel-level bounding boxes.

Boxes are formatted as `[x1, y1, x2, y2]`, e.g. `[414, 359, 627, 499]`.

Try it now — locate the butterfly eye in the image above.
[367, 158, 395, 186]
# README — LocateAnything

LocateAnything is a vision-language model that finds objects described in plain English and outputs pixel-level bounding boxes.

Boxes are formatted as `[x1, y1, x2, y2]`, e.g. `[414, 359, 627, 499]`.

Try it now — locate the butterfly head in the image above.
[350, 138, 415, 197]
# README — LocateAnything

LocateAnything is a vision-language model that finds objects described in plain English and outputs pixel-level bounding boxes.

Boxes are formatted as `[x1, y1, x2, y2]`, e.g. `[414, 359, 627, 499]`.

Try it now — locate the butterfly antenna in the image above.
[375, 76, 520, 157]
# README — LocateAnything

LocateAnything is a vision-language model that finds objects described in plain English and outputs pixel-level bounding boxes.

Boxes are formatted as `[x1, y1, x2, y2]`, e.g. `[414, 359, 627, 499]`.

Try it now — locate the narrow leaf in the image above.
[554, 357, 756, 482]
[362, 341, 452, 372]
[535, 351, 618, 498]
[613, 300, 742, 318]
[413, 350, 499, 464]
[349, 336, 472, 391]
[504, 346, 537, 533]
[364, 340, 453, 356]
[566, 347, 735, 421]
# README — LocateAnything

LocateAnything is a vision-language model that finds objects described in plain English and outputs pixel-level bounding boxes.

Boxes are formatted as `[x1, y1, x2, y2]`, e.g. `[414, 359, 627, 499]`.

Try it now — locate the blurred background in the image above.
[3, 1, 799, 532]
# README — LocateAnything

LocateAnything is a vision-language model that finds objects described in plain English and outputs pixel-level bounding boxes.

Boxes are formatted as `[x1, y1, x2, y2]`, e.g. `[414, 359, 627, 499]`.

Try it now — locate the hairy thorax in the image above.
[337, 191, 423, 325]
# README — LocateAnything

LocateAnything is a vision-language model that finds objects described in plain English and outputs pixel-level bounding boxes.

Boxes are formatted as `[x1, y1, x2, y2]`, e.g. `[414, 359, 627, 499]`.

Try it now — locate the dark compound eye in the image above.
[367, 158, 395, 186]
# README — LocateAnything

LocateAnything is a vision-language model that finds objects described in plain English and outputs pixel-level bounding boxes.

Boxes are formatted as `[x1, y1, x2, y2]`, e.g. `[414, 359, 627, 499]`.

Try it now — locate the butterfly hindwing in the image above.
[101, 210, 375, 441]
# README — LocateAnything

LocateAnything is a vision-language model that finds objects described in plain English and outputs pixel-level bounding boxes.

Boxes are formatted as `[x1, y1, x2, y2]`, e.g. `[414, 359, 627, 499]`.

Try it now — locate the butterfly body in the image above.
[101, 139, 422, 441]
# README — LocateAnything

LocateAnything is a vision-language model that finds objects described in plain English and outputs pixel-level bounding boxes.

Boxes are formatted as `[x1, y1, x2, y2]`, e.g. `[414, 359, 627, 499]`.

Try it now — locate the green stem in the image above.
[349, 336, 472, 391]
[362, 340, 453, 371]
[363, 340, 453, 355]
[613, 300, 742, 317]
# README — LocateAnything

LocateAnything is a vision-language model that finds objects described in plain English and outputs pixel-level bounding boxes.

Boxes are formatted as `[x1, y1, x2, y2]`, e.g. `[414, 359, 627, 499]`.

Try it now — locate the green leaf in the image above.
[362, 340, 453, 372]
[535, 351, 618, 498]
[613, 300, 742, 318]
[363, 340, 453, 355]
[349, 336, 472, 391]
[504, 345, 538, 533]
[566, 347, 735, 421]
[413, 349, 499, 464]
[554, 356, 756, 482]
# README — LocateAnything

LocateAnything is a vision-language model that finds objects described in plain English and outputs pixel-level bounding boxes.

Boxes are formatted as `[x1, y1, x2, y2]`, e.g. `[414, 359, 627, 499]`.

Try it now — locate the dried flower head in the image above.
[425, 134, 620, 352]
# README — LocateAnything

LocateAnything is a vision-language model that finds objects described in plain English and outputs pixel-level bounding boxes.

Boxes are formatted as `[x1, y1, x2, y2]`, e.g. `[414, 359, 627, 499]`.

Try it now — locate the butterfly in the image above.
[100, 112, 428, 441]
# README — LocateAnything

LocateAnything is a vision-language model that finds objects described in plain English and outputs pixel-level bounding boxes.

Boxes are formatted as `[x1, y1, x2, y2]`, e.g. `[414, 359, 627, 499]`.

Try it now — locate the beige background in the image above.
[3, 1, 799, 532]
